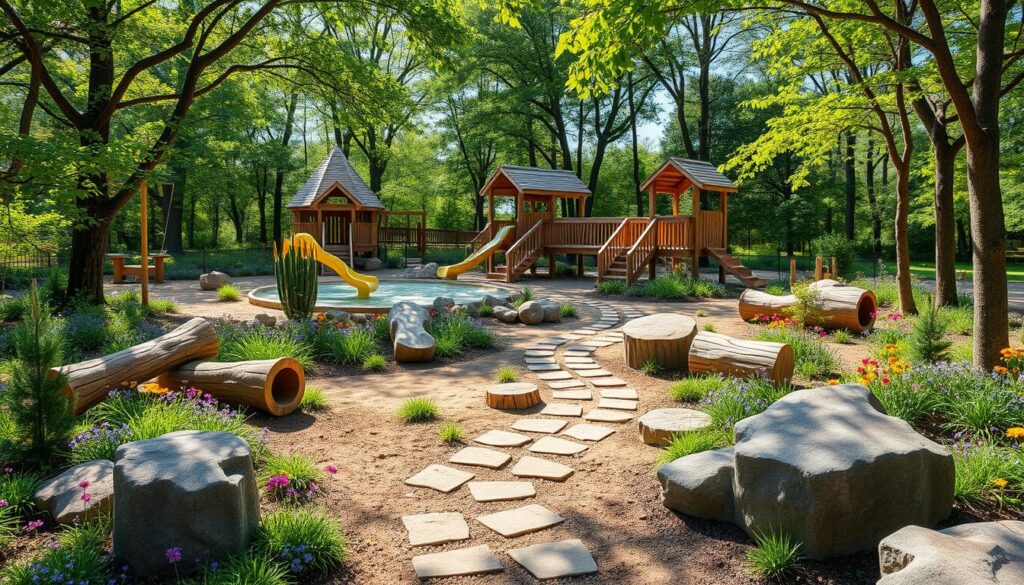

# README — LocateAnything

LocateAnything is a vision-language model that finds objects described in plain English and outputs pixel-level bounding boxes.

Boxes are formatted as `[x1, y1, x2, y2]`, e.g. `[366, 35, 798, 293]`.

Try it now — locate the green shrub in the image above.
[261, 454, 323, 501]
[3, 535, 111, 585]
[695, 310, 707, 317]
[313, 326, 379, 366]
[61, 311, 108, 354]
[869, 376, 939, 425]
[397, 397, 438, 422]
[669, 376, 722, 402]
[0, 506, 16, 546]
[702, 323, 716, 332]
[763, 280, 789, 296]
[0, 471, 42, 517]
[255, 508, 348, 574]
[752, 328, 839, 380]
[217, 283, 242, 302]
[938, 304, 973, 336]
[811, 232, 854, 277]
[596, 280, 625, 295]
[147, 298, 179, 314]
[911, 296, 951, 363]
[625, 275, 724, 299]
[438, 422, 465, 444]
[301, 387, 329, 411]
[516, 286, 535, 306]
[0, 296, 27, 322]
[184, 553, 289, 585]
[40, 268, 68, 309]
[370, 315, 390, 344]
[639, 359, 662, 375]
[478, 303, 494, 317]
[362, 353, 387, 372]
[426, 314, 493, 358]
[434, 335, 462, 357]
[559, 303, 578, 318]
[830, 329, 853, 344]
[705, 376, 793, 432]
[746, 529, 803, 581]
[218, 326, 314, 370]
[494, 365, 519, 383]
[656, 428, 731, 464]
[105, 289, 141, 312]
[952, 443, 1023, 508]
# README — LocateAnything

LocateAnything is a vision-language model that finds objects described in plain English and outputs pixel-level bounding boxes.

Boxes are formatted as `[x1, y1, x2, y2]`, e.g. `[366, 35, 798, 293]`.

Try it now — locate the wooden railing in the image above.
[353, 222, 376, 248]
[470, 220, 515, 250]
[544, 217, 625, 250]
[292, 222, 320, 242]
[424, 228, 477, 247]
[698, 211, 724, 249]
[625, 218, 659, 285]
[656, 215, 694, 253]
[596, 218, 649, 281]
[504, 219, 545, 282]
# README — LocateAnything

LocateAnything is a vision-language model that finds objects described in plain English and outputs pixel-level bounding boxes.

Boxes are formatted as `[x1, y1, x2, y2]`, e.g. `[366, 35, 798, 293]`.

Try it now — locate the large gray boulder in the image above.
[199, 271, 229, 291]
[657, 448, 735, 523]
[364, 257, 382, 271]
[404, 262, 440, 279]
[113, 431, 260, 576]
[517, 301, 544, 325]
[34, 460, 114, 525]
[878, 521, 1024, 585]
[432, 296, 455, 312]
[733, 384, 953, 559]
[483, 294, 507, 307]
[540, 301, 562, 323]
[494, 306, 519, 324]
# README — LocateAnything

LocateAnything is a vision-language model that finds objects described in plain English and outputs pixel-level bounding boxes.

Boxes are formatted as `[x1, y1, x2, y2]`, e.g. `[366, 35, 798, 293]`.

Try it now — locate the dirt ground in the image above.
[104, 272, 881, 585]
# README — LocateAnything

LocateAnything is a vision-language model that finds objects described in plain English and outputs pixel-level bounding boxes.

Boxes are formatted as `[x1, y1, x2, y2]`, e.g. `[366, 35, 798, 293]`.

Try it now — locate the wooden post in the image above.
[789, 258, 797, 287]
[719, 265, 726, 284]
[831, 256, 838, 278]
[140, 180, 149, 306]
[672, 192, 680, 216]
[648, 185, 656, 218]
[814, 256, 824, 281]
[691, 187, 701, 278]
[548, 252, 556, 278]
[487, 195, 495, 273]
[577, 254, 584, 277]
[722, 192, 728, 248]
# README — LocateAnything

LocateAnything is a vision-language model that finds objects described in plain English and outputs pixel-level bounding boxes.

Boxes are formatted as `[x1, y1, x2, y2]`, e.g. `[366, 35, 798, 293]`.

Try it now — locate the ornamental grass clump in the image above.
[362, 353, 387, 372]
[669, 375, 723, 403]
[596, 280, 625, 295]
[255, 509, 348, 575]
[438, 422, 465, 444]
[300, 387, 329, 411]
[704, 376, 793, 433]
[494, 365, 519, 383]
[656, 428, 731, 464]
[427, 313, 493, 358]
[217, 284, 242, 302]
[559, 303, 578, 318]
[746, 529, 803, 581]
[217, 324, 314, 370]
[0, 472, 41, 518]
[397, 397, 438, 423]
[261, 454, 323, 503]
[183, 553, 289, 585]
[752, 328, 839, 380]
[950, 440, 1024, 512]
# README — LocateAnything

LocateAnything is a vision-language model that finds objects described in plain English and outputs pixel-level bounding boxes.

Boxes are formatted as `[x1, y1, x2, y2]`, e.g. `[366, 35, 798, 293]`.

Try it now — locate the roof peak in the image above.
[287, 147, 384, 210]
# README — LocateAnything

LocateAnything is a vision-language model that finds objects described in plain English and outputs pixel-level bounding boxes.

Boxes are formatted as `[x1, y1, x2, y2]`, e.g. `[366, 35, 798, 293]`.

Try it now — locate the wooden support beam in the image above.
[140, 180, 149, 306]
[691, 187, 701, 278]
[577, 254, 584, 277]
[648, 185, 656, 218]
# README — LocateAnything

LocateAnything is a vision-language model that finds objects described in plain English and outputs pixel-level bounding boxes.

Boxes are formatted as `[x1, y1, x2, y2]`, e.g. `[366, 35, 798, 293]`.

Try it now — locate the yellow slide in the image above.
[292, 233, 379, 299]
[437, 225, 515, 279]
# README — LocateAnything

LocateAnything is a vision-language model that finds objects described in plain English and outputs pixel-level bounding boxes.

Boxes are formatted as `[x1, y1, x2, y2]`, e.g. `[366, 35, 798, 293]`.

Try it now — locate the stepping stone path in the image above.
[401, 300, 650, 577]
[477, 504, 565, 537]
[637, 408, 714, 446]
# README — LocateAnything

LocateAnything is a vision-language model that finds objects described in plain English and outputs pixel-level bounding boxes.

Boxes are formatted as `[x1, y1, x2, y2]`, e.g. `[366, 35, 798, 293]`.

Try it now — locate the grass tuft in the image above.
[669, 376, 723, 403]
[494, 365, 519, 383]
[301, 387, 329, 411]
[559, 303, 578, 318]
[437, 422, 465, 444]
[362, 353, 387, 372]
[255, 508, 348, 574]
[656, 428, 731, 464]
[746, 529, 803, 580]
[397, 397, 438, 423]
[639, 359, 662, 376]
[217, 283, 242, 302]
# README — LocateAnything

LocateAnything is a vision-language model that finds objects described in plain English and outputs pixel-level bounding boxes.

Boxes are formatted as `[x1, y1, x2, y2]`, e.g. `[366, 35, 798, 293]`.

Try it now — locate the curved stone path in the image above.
[402, 299, 646, 580]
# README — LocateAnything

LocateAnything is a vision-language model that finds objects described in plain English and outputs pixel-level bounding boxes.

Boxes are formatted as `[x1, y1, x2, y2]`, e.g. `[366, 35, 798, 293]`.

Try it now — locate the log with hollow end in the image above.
[53, 318, 220, 414]
[738, 279, 877, 333]
[688, 331, 794, 384]
[158, 358, 305, 416]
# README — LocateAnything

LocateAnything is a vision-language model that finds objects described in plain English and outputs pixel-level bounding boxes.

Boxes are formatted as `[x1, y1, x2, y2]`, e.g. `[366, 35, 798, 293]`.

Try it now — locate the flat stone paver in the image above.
[637, 408, 714, 446]
[597, 398, 638, 411]
[563, 350, 593, 357]
[571, 329, 597, 335]
[412, 544, 503, 579]
[565, 344, 595, 353]
[449, 447, 512, 469]
[511, 456, 574, 481]
[577, 369, 613, 378]
[528, 364, 561, 372]
[584, 409, 634, 423]
[507, 539, 598, 580]
[529, 436, 588, 455]
[600, 388, 638, 400]
[402, 512, 470, 546]
[538, 403, 583, 417]
[512, 419, 568, 434]
[405, 464, 475, 493]
[551, 389, 592, 400]
[477, 504, 565, 538]
[593, 336, 621, 343]
[562, 424, 615, 442]
[537, 371, 572, 381]
[524, 357, 556, 364]
[582, 340, 614, 348]
[590, 377, 627, 387]
[528, 344, 559, 351]
[467, 481, 537, 502]
[547, 380, 585, 389]
[563, 356, 595, 364]
[474, 430, 532, 447]
[567, 363, 602, 370]
[524, 350, 555, 357]
[544, 338, 569, 345]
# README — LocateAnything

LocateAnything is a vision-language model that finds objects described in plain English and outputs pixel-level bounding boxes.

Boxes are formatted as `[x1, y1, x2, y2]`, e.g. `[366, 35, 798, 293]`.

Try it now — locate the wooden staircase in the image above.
[704, 248, 766, 288]
[601, 253, 629, 280]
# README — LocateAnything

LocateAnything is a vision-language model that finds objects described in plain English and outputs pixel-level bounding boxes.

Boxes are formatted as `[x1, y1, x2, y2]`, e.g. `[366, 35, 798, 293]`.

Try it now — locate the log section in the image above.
[158, 358, 305, 416]
[688, 331, 794, 384]
[54, 318, 219, 414]
[621, 314, 697, 370]
[486, 383, 541, 410]
[738, 279, 877, 333]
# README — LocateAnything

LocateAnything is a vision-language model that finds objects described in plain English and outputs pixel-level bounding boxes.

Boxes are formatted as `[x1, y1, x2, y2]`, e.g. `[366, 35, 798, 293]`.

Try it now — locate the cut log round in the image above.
[389, 301, 436, 363]
[622, 314, 697, 370]
[158, 358, 305, 416]
[486, 383, 541, 410]
[688, 331, 794, 384]
[53, 318, 219, 414]
[738, 279, 877, 333]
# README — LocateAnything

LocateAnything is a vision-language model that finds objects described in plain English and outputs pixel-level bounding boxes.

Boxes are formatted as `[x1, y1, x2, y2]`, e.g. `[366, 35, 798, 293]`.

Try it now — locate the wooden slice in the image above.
[687, 331, 794, 384]
[486, 383, 541, 410]
[621, 313, 697, 370]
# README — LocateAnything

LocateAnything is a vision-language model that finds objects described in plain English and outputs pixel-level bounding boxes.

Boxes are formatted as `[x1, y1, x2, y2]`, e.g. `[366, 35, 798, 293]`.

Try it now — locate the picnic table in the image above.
[107, 253, 171, 284]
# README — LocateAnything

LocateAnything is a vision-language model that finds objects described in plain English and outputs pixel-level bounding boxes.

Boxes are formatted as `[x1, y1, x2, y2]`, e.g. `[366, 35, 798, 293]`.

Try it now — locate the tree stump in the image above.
[621, 314, 697, 370]
[53, 318, 220, 414]
[738, 279, 877, 333]
[158, 358, 305, 416]
[486, 383, 541, 410]
[688, 331, 794, 384]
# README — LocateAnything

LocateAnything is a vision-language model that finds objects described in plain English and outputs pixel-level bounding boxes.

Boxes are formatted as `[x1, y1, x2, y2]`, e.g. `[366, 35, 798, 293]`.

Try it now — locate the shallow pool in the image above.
[248, 279, 512, 313]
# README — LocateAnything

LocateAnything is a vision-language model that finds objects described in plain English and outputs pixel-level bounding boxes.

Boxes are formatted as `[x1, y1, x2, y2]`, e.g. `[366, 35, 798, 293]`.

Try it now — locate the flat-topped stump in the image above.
[637, 408, 714, 446]
[622, 313, 697, 370]
[486, 383, 541, 410]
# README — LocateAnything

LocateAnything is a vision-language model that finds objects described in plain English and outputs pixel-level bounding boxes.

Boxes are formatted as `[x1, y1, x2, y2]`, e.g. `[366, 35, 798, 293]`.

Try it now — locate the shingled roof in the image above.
[641, 158, 737, 193]
[482, 165, 592, 196]
[287, 147, 384, 209]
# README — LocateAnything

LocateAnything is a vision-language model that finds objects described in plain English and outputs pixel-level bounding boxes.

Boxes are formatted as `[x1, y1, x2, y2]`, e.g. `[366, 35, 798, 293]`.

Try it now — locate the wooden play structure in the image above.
[52, 318, 305, 416]
[470, 160, 764, 286]
[738, 278, 878, 333]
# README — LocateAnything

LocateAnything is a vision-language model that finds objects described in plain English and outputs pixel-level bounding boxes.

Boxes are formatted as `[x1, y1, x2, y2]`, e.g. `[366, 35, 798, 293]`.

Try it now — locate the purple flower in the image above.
[81, 493, 92, 503]
[266, 474, 290, 491]
[325, 465, 338, 475]
[165, 547, 183, 564]
[24, 519, 44, 532]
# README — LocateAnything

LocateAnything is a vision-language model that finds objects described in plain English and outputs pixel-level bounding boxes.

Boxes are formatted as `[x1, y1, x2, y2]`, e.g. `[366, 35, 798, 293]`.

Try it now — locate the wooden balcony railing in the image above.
[656, 215, 694, 252]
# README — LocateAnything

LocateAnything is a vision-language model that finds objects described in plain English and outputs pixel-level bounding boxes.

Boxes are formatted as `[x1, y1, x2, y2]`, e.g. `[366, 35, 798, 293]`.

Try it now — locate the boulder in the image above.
[351, 313, 368, 325]
[364, 257, 382, 271]
[325, 309, 350, 322]
[517, 301, 544, 325]
[34, 460, 114, 525]
[405, 262, 440, 279]
[253, 313, 277, 328]
[199, 271, 229, 291]
[657, 448, 735, 523]
[464, 302, 481, 317]
[432, 297, 455, 312]
[389, 301, 436, 362]
[483, 294, 507, 307]
[494, 306, 519, 324]
[732, 384, 953, 559]
[878, 521, 1024, 585]
[113, 431, 260, 576]
[540, 301, 562, 323]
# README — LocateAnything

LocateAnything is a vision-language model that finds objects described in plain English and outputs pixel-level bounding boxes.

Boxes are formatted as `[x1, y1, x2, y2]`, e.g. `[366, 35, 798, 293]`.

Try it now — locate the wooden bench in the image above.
[108, 253, 170, 284]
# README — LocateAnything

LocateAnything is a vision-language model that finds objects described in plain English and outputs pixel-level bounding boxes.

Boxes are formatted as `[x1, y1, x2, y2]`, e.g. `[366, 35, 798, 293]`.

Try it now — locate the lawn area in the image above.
[904, 261, 1024, 283]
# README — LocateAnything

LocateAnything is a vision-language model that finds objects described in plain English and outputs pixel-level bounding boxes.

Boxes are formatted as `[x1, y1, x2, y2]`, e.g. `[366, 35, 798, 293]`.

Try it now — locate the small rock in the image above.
[364, 257, 382, 271]
[34, 460, 114, 525]
[199, 271, 229, 291]
[540, 301, 562, 323]
[404, 262, 440, 279]
[483, 294, 506, 307]
[325, 309, 350, 322]
[657, 447, 736, 523]
[253, 313, 277, 328]
[878, 521, 1024, 584]
[464, 302, 481, 317]
[432, 296, 455, 311]
[351, 313, 368, 324]
[518, 301, 544, 325]
[494, 306, 519, 324]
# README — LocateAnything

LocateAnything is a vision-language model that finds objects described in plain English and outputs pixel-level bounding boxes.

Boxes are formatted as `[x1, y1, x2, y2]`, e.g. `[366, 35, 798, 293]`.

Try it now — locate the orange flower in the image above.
[827, 379, 840, 386]
[1007, 427, 1024, 439]
[993, 478, 1009, 489]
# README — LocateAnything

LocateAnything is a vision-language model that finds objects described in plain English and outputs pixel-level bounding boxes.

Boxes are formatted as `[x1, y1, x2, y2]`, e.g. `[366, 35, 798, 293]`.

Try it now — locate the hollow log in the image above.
[389, 301, 435, 363]
[486, 383, 541, 410]
[621, 314, 697, 370]
[738, 279, 877, 333]
[158, 358, 305, 416]
[688, 331, 794, 384]
[54, 318, 219, 414]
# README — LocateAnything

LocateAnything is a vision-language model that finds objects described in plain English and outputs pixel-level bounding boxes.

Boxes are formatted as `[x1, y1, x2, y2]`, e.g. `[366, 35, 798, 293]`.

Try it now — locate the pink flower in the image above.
[24, 519, 44, 532]
[325, 465, 338, 475]
[81, 493, 92, 503]
[266, 474, 290, 491]
[79, 480, 91, 489]
[0, 499, 8, 507]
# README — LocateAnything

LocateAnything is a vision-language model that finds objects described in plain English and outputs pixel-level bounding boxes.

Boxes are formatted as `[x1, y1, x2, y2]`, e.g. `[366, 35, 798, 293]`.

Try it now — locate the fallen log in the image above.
[54, 318, 220, 414]
[389, 301, 435, 363]
[687, 331, 794, 385]
[622, 314, 696, 370]
[158, 358, 305, 416]
[738, 279, 877, 333]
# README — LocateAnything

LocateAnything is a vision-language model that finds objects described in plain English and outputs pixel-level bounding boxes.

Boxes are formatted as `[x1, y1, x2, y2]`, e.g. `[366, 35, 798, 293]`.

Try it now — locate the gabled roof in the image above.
[287, 147, 384, 209]
[481, 165, 591, 197]
[641, 157, 737, 193]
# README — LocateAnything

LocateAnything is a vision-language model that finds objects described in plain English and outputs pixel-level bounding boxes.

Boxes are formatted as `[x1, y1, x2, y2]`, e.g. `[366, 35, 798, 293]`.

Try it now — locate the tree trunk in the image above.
[67, 221, 111, 305]
[272, 94, 298, 247]
[629, 75, 644, 217]
[932, 142, 959, 307]
[894, 164, 917, 315]
[161, 175, 185, 254]
[844, 131, 856, 239]
[186, 191, 197, 249]
[256, 168, 268, 244]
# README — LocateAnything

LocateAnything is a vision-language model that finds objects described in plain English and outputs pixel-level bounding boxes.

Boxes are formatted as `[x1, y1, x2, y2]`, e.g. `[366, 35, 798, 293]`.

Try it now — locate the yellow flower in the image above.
[138, 382, 171, 395]
[1007, 427, 1024, 439]
[993, 478, 1009, 489]
[827, 379, 840, 386]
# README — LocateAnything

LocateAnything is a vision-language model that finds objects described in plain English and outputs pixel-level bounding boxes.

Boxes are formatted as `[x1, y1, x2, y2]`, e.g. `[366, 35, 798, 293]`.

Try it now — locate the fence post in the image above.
[777, 252, 781, 280]
[203, 246, 207, 273]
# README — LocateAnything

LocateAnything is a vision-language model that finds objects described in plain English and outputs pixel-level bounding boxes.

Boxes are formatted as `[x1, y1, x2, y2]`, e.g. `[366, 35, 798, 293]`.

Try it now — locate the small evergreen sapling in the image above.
[911, 295, 951, 363]
[3, 281, 75, 465]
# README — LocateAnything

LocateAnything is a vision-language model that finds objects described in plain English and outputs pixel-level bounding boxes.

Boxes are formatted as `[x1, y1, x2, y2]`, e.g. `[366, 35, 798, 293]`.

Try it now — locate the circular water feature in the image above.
[248, 279, 514, 313]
